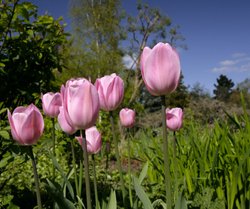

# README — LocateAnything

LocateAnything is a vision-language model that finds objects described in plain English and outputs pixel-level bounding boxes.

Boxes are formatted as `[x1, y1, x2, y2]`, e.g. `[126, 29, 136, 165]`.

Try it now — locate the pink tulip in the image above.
[166, 108, 183, 131]
[119, 108, 136, 128]
[95, 73, 124, 111]
[42, 92, 62, 117]
[58, 106, 76, 135]
[8, 104, 44, 145]
[140, 42, 181, 96]
[76, 126, 102, 154]
[61, 78, 100, 130]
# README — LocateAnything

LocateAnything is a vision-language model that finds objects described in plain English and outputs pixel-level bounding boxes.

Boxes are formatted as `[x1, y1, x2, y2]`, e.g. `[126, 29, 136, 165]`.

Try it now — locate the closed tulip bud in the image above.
[166, 108, 183, 131]
[76, 126, 102, 154]
[8, 104, 44, 145]
[61, 78, 100, 130]
[42, 92, 62, 117]
[119, 108, 136, 128]
[140, 42, 181, 96]
[58, 106, 76, 135]
[95, 73, 124, 111]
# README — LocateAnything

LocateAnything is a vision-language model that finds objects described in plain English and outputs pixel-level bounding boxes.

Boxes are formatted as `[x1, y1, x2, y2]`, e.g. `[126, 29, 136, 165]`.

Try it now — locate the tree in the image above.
[0, 0, 67, 108]
[229, 78, 250, 108]
[213, 74, 234, 101]
[60, 0, 125, 82]
[190, 82, 210, 100]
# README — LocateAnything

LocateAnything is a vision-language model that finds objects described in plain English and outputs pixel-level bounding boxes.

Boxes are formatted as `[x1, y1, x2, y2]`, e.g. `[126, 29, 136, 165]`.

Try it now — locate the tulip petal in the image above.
[106, 76, 124, 110]
[58, 107, 76, 135]
[8, 110, 24, 144]
[67, 81, 99, 129]
[141, 43, 181, 96]
[95, 79, 109, 111]
[21, 108, 44, 145]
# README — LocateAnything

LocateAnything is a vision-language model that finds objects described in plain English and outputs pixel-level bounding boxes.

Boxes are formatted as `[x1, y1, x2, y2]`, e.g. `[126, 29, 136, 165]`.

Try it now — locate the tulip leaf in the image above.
[174, 192, 187, 209]
[46, 179, 76, 209]
[133, 176, 153, 209]
[50, 154, 75, 200]
[107, 190, 117, 209]
[152, 199, 167, 208]
[138, 161, 148, 185]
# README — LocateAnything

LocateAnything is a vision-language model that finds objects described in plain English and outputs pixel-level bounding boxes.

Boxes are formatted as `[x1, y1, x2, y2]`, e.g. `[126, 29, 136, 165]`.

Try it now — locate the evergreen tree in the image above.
[213, 74, 234, 101]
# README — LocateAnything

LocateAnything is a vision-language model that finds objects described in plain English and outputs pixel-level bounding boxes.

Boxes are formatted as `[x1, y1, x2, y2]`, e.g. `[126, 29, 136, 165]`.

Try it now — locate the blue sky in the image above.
[33, 0, 250, 94]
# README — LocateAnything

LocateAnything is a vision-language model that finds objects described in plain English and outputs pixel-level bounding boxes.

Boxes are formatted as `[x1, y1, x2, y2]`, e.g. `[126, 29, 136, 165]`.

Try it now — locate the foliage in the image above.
[213, 74, 234, 101]
[0, 0, 68, 109]
[58, 0, 125, 83]
[129, 106, 250, 208]
[189, 82, 211, 100]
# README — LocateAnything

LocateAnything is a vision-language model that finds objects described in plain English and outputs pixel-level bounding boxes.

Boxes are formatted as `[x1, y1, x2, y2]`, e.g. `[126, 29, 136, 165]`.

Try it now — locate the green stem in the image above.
[92, 155, 100, 209]
[110, 111, 126, 205]
[161, 96, 172, 208]
[127, 129, 133, 207]
[29, 146, 42, 209]
[173, 131, 178, 202]
[79, 151, 83, 198]
[71, 140, 81, 208]
[52, 118, 56, 180]
[81, 130, 92, 209]
[105, 141, 110, 180]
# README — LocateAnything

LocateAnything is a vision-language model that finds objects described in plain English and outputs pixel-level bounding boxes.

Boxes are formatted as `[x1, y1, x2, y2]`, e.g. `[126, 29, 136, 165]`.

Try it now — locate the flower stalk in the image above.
[28, 146, 42, 209]
[110, 111, 126, 205]
[161, 96, 172, 208]
[52, 118, 56, 180]
[127, 130, 133, 207]
[92, 155, 100, 209]
[81, 130, 92, 209]
[173, 131, 178, 202]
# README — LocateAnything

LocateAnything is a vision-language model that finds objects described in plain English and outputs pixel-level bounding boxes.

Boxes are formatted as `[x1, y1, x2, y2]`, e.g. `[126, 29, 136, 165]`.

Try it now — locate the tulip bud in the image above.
[8, 104, 44, 145]
[119, 108, 136, 128]
[166, 108, 183, 131]
[76, 126, 102, 154]
[95, 73, 124, 111]
[58, 106, 77, 135]
[140, 42, 181, 96]
[42, 92, 62, 117]
[61, 78, 100, 130]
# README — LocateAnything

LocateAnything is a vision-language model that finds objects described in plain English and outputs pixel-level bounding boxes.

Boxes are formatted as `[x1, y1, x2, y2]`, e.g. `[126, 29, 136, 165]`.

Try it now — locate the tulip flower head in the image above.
[166, 107, 183, 131]
[140, 42, 181, 96]
[58, 106, 77, 135]
[76, 126, 102, 154]
[42, 92, 62, 117]
[119, 108, 136, 128]
[61, 78, 100, 130]
[95, 73, 124, 111]
[8, 104, 44, 145]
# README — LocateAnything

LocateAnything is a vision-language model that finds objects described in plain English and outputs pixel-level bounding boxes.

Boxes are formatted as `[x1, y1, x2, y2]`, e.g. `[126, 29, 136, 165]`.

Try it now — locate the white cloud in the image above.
[211, 53, 250, 73]
[122, 54, 137, 70]
[232, 52, 246, 58]
[219, 60, 236, 66]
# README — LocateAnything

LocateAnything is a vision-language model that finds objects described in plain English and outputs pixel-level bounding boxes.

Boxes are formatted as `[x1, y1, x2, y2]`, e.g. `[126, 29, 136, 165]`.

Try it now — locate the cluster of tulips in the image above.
[7, 42, 183, 208]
